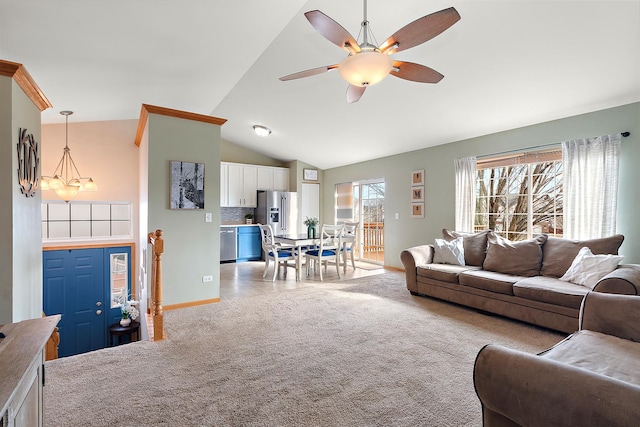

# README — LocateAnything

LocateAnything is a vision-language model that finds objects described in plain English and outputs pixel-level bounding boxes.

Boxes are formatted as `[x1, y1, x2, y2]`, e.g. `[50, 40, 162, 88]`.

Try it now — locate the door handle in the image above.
[96, 301, 102, 307]
[96, 310, 102, 315]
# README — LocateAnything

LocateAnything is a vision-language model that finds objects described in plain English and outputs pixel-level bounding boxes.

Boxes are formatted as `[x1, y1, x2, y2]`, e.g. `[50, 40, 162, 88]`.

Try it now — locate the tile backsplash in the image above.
[221, 207, 256, 223]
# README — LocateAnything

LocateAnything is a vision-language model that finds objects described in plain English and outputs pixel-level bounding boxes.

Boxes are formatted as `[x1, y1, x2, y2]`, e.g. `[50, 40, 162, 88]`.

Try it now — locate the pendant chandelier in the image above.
[41, 111, 97, 202]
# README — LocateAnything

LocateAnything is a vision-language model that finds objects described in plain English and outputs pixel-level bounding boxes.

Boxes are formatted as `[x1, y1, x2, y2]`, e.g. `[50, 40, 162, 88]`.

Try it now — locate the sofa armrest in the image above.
[474, 344, 640, 427]
[579, 291, 640, 342]
[593, 265, 640, 295]
[400, 245, 434, 293]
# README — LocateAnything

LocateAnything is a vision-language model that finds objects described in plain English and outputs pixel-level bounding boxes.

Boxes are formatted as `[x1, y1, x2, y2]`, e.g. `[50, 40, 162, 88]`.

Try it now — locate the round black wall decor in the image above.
[17, 128, 40, 197]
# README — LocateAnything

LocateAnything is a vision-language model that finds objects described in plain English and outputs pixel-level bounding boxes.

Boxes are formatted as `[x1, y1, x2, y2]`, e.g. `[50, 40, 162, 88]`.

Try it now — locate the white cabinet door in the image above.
[220, 163, 229, 206]
[242, 165, 258, 207]
[227, 163, 243, 207]
[256, 166, 274, 190]
[221, 162, 289, 206]
[274, 168, 289, 191]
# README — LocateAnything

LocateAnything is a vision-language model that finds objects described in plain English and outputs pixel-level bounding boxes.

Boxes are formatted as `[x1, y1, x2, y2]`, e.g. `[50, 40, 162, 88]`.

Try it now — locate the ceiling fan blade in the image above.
[380, 7, 461, 54]
[390, 61, 444, 83]
[346, 85, 366, 103]
[305, 10, 360, 53]
[279, 65, 338, 81]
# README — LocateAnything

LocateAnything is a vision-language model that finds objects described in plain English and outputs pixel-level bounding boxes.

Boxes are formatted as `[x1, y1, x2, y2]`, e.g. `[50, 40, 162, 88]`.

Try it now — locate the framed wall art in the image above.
[411, 169, 424, 186]
[411, 186, 424, 202]
[304, 168, 318, 181]
[170, 160, 205, 209]
[411, 203, 424, 218]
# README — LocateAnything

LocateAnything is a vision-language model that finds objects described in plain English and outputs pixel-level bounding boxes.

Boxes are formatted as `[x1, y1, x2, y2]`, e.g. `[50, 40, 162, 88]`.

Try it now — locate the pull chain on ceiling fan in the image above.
[280, 0, 461, 103]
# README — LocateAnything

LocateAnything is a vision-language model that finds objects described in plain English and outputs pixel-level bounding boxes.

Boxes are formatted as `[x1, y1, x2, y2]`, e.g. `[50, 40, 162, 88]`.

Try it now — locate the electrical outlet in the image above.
[202, 275, 213, 283]
[395, 213, 399, 219]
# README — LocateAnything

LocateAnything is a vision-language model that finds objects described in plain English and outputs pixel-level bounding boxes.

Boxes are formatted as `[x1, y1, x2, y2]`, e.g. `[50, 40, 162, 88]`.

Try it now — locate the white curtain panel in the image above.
[562, 134, 621, 239]
[454, 156, 477, 232]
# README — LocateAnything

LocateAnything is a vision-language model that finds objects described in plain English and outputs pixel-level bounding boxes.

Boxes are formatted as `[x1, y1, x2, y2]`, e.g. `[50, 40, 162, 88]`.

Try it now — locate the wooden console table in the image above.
[0, 315, 61, 427]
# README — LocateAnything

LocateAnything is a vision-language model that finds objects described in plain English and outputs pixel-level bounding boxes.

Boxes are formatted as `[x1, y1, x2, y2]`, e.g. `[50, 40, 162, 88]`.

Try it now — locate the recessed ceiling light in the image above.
[253, 125, 271, 137]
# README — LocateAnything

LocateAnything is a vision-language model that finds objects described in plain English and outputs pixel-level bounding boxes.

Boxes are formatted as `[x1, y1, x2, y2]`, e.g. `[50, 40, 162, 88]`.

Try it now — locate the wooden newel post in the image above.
[148, 229, 165, 341]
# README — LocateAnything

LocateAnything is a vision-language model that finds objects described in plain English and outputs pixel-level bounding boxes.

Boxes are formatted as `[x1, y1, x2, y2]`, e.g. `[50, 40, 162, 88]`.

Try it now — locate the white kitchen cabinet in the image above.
[222, 162, 258, 207]
[220, 162, 229, 206]
[273, 167, 289, 191]
[221, 162, 289, 207]
[257, 167, 274, 190]
[242, 165, 258, 207]
[257, 166, 289, 191]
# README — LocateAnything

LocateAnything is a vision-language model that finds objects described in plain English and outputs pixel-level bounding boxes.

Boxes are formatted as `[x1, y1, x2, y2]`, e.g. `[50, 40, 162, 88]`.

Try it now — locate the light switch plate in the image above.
[205, 212, 212, 223]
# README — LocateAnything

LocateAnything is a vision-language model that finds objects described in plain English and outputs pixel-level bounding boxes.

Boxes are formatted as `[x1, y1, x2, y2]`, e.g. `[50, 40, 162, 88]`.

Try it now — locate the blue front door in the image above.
[43, 246, 132, 357]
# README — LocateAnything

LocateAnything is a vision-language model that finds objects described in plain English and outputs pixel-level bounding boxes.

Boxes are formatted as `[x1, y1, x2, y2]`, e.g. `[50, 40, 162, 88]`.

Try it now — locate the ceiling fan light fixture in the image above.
[253, 125, 271, 137]
[338, 50, 393, 87]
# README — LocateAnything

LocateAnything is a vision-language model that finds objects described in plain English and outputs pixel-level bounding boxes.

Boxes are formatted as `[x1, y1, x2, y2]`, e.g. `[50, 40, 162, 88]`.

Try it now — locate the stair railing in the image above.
[148, 229, 166, 341]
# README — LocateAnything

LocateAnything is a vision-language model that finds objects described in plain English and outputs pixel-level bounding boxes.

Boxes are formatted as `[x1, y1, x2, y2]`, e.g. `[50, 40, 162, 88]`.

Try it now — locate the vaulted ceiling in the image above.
[1, 1, 638, 169]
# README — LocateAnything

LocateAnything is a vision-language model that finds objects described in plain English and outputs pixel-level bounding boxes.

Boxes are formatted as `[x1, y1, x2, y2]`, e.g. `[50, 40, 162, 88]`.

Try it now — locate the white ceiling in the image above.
[1, 1, 638, 169]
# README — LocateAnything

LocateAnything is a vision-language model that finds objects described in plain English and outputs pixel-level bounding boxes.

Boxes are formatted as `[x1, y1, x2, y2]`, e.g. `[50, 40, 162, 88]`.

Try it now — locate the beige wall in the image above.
[0, 76, 44, 323]
[322, 102, 640, 268]
[41, 119, 140, 202]
[144, 112, 222, 306]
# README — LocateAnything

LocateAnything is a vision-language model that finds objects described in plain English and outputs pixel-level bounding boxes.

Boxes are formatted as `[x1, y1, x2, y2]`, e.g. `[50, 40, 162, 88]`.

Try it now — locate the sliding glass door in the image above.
[335, 179, 385, 265]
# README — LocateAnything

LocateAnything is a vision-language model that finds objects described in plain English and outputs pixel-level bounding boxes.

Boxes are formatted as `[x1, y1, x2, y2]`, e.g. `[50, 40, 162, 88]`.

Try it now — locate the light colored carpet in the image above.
[44, 271, 564, 426]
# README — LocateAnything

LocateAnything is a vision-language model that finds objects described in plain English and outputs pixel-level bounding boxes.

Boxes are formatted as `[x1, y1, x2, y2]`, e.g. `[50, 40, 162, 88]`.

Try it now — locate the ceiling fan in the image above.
[279, 0, 461, 103]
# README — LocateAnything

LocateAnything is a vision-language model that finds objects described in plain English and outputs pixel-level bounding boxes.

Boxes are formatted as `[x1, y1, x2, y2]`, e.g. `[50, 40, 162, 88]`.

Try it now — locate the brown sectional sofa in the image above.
[401, 230, 640, 333]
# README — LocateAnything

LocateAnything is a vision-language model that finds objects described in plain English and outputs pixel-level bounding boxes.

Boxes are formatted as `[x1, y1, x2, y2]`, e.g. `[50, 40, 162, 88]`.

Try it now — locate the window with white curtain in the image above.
[474, 149, 563, 241]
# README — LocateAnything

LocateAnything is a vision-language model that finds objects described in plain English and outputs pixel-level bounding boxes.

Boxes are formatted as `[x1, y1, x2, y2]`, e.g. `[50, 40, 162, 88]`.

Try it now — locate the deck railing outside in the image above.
[361, 222, 384, 262]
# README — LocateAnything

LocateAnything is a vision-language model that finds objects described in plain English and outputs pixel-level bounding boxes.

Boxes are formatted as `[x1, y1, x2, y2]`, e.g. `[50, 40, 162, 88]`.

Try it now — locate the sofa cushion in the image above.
[513, 276, 589, 309]
[559, 247, 624, 289]
[541, 235, 625, 278]
[541, 330, 640, 385]
[442, 229, 490, 267]
[483, 233, 548, 277]
[433, 237, 465, 265]
[417, 264, 479, 284]
[458, 270, 522, 295]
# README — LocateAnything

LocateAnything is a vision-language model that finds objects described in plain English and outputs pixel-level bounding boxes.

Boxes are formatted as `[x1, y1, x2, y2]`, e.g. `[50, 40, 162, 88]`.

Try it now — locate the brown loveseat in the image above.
[474, 291, 640, 426]
[400, 230, 640, 333]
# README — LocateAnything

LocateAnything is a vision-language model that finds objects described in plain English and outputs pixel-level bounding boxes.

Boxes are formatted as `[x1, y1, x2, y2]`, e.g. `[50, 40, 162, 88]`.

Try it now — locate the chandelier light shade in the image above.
[41, 111, 97, 202]
[338, 50, 393, 87]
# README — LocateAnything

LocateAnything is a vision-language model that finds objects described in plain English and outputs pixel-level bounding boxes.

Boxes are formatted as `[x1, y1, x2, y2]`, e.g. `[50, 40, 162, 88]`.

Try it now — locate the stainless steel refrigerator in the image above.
[256, 190, 299, 236]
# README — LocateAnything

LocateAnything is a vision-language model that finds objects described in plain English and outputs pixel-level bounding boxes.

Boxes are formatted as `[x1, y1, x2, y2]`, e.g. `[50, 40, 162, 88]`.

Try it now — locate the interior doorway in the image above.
[335, 179, 385, 265]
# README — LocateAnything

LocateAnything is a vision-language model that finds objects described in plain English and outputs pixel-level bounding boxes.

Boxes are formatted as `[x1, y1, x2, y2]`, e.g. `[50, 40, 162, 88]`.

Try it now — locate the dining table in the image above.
[274, 233, 355, 280]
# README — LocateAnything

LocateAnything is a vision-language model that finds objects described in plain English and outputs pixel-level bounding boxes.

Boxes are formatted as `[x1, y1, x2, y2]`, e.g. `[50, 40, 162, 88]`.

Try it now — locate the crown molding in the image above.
[134, 103, 227, 146]
[0, 59, 52, 111]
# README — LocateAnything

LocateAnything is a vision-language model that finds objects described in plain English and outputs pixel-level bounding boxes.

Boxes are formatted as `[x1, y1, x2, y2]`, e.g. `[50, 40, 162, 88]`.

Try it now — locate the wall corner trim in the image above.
[134, 103, 227, 147]
[0, 59, 52, 111]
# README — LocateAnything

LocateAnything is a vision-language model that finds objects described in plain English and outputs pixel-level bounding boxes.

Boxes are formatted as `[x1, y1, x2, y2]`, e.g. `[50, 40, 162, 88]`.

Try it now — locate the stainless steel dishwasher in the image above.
[220, 227, 237, 262]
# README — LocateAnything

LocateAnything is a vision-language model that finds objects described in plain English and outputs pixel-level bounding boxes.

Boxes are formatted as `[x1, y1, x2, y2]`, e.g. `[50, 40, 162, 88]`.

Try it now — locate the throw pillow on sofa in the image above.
[559, 246, 624, 289]
[433, 237, 465, 266]
[442, 229, 490, 267]
[540, 235, 625, 278]
[483, 233, 548, 277]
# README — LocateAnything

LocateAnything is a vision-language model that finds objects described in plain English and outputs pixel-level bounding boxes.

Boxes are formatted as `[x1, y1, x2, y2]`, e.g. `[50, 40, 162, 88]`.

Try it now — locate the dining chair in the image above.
[258, 224, 297, 282]
[339, 221, 359, 272]
[304, 224, 344, 281]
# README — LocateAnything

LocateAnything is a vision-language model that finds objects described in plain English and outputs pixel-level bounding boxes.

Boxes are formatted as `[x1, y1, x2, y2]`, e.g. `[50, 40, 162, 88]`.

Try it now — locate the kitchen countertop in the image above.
[221, 223, 259, 227]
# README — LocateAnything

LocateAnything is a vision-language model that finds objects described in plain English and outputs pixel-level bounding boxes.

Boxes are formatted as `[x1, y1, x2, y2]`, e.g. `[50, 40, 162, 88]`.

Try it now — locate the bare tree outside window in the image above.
[475, 158, 563, 241]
